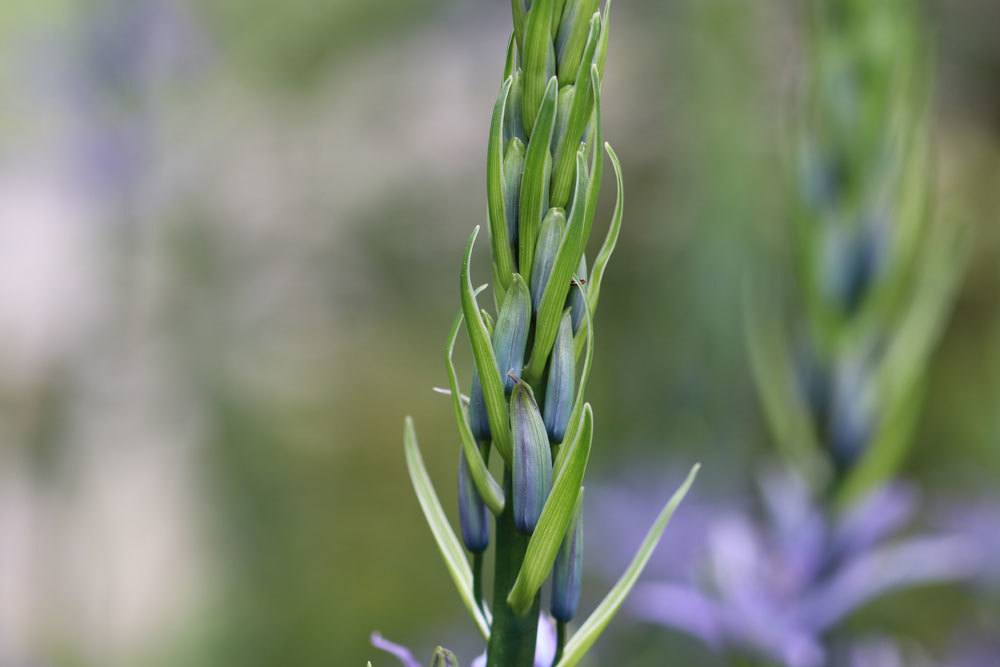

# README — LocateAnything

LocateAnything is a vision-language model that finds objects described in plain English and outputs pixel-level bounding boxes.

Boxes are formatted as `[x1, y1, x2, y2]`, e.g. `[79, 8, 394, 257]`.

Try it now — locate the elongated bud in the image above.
[551, 493, 584, 621]
[544, 311, 576, 442]
[522, 0, 556, 134]
[511, 381, 553, 534]
[503, 138, 526, 262]
[467, 310, 496, 442]
[552, 85, 576, 153]
[494, 274, 532, 392]
[568, 254, 588, 333]
[531, 207, 567, 311]
[458, 449, 489, 552]
[431, 646, 459, 667]
[505, 71, 526, 144]
[556, 0, 600, 84]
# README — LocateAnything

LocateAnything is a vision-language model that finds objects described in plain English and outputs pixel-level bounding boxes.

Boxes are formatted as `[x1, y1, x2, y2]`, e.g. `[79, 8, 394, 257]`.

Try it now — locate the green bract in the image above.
[400, 2, 698, 664]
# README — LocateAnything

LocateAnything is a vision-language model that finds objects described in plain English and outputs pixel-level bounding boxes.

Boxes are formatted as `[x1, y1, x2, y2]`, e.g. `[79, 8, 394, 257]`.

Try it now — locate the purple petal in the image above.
[832, 482, 918, 559]
[371, 632, 422, 667]
[798, 535, 982, 632]
[534, 614, 557, 667]
[630, 582, 725, 647]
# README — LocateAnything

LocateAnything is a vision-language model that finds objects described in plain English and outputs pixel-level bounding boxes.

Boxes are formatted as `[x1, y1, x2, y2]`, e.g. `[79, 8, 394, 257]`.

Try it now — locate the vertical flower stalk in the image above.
[394, 2, 699, 665]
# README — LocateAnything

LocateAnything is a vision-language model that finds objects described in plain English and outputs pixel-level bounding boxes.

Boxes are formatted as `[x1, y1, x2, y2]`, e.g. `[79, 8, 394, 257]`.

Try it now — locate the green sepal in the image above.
[518, 77, 559, 285]
[551, 13, 601, 209]
[512, 0, 529, 58]
[555, 464, 701, 666]
[446, 307, 506, 516]
[461, 226, 513, 463]
[503, 33, 517, 81]
[522, 0, 555, 134]
[403, 417, 491, 639]
[507, 404, 593, 615]
[488, 78, 517, 290]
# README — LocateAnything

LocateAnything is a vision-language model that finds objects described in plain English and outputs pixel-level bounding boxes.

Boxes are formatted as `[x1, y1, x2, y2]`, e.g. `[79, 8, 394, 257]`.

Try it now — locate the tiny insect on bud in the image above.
[511, 381, 554, 534]
[568, 255, 588, 333]
[531, 207, 568, 311]
[458, 448, 490, 553]
[494, 274, 532, 392]
[544, 310, 576, 442]
[551, 495, 583, 622]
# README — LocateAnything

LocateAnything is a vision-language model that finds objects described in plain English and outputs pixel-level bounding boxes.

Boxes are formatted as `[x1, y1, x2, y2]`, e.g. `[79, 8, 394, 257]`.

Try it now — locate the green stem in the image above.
[553, 620, 566, 665]
[486, 470, 541, 667]
[473, 551, 485, 615]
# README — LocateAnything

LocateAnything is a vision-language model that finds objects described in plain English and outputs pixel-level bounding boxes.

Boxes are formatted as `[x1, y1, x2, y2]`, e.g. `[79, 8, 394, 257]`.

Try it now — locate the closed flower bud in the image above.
[503, 138, 526, 261]
[511, 381, 553, 534]
[552, 85, 576, 153]
[530, 207, 568, 311]
[494, 274, 532, 392]
[505, 71, 526, 144]
[556, 0, 600, 85]
[544, 311, 576, 442]
[468, 369, 491, 443]
[431, 647, 459, 667]
[568, 254, 588, 333]
[458, 449, 489, 552]
[551, 498, 583, 622]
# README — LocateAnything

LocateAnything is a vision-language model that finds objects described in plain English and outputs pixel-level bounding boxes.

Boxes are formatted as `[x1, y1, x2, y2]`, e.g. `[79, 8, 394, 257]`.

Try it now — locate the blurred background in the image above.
[0, 0, 997, 665]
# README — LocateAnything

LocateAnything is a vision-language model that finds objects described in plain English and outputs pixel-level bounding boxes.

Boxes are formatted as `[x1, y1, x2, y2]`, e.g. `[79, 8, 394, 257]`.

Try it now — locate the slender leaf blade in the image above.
[488, 78, 516, 289]
[585, 142, 623, 318]
[556, 463, 700, 666]
[404, 417, 491, 639]
[507, 405, 593, 614]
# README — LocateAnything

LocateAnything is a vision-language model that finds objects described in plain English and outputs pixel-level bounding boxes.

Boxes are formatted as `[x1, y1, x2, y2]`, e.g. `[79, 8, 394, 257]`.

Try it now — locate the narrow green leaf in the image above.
[595, 0, 612, 80]
[503, 33, 517, 81]
[512, 0, 529, 58]
[522, 0, 555, 134]
[446, 308, 506, 516]
[585, 142, 624, 318]
[507, 404, 593, 614]
[488, 79, 516, 290]
[403, 417, 491, 639]
[461, 227, 514, 462]
[551, 13, 601, 209]
[518, 77, 560, 285]
[555, 464, 701, 666]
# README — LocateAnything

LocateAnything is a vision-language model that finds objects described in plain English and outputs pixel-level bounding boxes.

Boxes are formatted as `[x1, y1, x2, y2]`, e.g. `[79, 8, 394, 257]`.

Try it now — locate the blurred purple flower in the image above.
[371, 614, 556, 667]
[601, 471, 981, 667]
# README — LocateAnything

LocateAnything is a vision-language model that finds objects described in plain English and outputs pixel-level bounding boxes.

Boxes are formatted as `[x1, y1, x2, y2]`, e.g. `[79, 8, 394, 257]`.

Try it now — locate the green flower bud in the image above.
[431, 646, 459, 667]
[556, 0, 600, 85]
[458, 449, 489, 553]
[530, 207, 568, 311]
[511, 381, 553, 534]
[505, 70, 526, 145]
[551, 495, 583, 621]
[544, 311, 576, 442]
[494, 274, 532, 392]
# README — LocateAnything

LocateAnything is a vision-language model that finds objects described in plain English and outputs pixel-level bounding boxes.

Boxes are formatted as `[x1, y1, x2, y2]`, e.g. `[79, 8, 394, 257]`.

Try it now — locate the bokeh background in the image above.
[1, 0, 998, 665]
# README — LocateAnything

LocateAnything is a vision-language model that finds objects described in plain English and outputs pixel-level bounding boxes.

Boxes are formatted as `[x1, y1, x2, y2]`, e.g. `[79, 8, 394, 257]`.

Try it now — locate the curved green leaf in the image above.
[507, 405, 593, 614]
[461, 227, 513, 462]
[518, 77, 559, 284]
[446, 306, 506, 516]
[403, 417, 491, 639]
[488, 78, 516, 290]
[556, 463, 701, 666]
[585, 142, 624, 319]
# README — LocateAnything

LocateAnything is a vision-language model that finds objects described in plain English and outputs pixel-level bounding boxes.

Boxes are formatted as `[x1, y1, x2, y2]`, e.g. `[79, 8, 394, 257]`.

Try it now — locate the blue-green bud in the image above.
[511, 381, 553, 534]
[530, 207, 568, 311]
[551, 495, 583, 621]
[494, 274, 532, 393]
[458, 449, 489, 552]
[568, 254, 588, 333]
[544, 311, 576, 442]
[431, 646, 459, 667]
[467, 310, 496, 443]
[503, 138, 526, 263]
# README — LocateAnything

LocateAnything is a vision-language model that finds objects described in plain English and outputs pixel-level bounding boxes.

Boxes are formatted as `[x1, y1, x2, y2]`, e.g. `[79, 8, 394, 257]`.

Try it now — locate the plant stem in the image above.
[486, 470, 540, 667]
[473, 551, 485, 615]
[553, 620, 566, 665]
